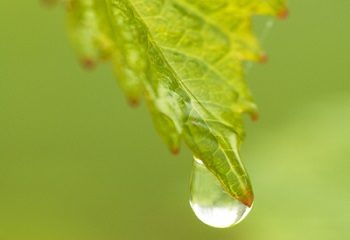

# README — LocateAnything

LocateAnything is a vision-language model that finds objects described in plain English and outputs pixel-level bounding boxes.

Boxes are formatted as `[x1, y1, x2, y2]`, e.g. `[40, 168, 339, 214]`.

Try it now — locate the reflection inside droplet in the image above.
[189, 157, 252, 228]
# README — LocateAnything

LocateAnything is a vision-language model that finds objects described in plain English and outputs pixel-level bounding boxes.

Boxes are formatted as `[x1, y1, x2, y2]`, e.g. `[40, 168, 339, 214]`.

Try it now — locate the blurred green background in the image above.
[1, 1, 349, 239]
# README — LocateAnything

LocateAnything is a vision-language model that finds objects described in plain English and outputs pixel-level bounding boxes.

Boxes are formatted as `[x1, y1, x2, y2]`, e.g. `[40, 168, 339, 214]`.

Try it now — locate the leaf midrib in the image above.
[128, 0, 247, 200]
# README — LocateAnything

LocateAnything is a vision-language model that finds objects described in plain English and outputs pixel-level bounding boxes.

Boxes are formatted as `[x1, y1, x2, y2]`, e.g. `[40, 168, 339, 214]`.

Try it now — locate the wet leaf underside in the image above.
[66, 0, 287, 207]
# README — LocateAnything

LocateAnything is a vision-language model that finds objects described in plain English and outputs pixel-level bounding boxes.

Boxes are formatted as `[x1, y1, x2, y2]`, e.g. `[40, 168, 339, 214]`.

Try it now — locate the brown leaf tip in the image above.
[258, 54, 268, 64]
[242, 191, 255, 208]
[278, 7, 289, 20]
[251, 113, 259, 121]
[128, 97, 140, 108]
[171, 147, 180, 156]
[81, 58, 96, 70]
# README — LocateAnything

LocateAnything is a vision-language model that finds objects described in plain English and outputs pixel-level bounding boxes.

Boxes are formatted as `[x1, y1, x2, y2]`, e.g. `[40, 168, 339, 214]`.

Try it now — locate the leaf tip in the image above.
[278, 7, 289, 20]
[258, 54, 268, 64]
[251, 113, 259, 121]
[171, 147, 180, 156]
[128, 97, 140, 108]
[81, 58, 96, 70]
[241, 191, 254, 208]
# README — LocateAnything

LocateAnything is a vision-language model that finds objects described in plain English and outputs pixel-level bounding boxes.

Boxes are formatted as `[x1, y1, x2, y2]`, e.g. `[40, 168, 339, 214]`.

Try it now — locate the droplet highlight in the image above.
[189, 158, 252, 228]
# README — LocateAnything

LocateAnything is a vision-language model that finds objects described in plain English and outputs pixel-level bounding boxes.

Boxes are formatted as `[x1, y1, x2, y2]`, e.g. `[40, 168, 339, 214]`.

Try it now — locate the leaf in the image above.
[67, 0, 113, 68]
[66, 0, 287, 207]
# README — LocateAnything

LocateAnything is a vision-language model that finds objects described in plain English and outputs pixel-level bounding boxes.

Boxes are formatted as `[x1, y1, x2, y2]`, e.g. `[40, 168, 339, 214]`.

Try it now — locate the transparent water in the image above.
[189, 158, 252, 228]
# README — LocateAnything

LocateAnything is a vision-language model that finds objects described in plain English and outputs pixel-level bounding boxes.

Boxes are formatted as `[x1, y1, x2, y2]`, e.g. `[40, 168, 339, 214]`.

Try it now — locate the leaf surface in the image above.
[67, 0, 287, 207]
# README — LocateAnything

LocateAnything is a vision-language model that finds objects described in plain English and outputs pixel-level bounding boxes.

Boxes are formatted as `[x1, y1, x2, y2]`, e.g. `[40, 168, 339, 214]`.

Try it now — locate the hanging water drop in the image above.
[189, 157, 252, 228]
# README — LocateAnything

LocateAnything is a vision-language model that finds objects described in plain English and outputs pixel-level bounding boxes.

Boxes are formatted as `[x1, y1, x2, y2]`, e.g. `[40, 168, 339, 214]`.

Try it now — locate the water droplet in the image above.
[189, 157, 252, 228]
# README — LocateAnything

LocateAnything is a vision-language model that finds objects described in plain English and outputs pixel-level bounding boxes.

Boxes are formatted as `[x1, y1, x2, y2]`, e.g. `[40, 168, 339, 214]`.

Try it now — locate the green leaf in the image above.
[67, 0, 113, 68]
[66, 0, 287, 207]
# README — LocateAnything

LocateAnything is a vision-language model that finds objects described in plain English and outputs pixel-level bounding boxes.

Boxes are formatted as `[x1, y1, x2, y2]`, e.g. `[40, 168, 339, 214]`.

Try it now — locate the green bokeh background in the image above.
[1, 1, 349, 239]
